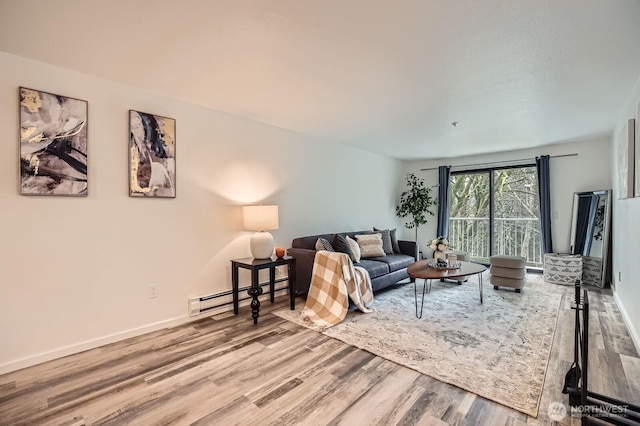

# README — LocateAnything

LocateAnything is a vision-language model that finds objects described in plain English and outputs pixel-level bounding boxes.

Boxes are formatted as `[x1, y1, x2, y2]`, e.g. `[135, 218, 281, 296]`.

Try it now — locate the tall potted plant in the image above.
[396, 172, 437, 241]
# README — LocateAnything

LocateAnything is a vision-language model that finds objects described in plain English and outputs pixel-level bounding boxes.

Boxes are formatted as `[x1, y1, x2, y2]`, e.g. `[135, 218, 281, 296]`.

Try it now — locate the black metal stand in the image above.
[565, 280, 640, 425]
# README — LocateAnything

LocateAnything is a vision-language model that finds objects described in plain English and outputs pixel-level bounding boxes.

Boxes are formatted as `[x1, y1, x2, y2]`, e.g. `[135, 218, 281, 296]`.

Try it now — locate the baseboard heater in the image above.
[188, 278, 289, 316]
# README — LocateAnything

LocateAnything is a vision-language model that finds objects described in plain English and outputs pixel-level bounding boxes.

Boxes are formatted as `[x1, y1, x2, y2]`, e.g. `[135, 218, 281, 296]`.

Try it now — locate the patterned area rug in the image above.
[274, 275, 561, 417]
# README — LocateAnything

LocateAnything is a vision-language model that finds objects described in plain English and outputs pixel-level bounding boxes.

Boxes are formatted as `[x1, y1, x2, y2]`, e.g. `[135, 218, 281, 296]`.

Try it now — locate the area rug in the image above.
[274, 276, 561, 417]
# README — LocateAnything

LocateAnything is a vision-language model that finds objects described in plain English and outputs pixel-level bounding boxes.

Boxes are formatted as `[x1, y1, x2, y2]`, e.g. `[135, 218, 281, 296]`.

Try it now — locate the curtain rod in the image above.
[419, 153, 578, 171]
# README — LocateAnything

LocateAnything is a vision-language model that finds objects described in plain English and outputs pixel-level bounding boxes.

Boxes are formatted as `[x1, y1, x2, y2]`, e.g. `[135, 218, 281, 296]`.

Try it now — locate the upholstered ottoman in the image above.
[490, 255, 526, 292]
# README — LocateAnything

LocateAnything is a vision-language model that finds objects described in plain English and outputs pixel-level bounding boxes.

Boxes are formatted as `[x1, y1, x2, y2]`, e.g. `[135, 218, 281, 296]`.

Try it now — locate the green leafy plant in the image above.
[396, 172, 437, 241]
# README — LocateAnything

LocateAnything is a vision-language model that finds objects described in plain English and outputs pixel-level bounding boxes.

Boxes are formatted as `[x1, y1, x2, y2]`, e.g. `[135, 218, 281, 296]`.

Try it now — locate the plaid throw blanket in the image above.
[301, 251, 374, 330]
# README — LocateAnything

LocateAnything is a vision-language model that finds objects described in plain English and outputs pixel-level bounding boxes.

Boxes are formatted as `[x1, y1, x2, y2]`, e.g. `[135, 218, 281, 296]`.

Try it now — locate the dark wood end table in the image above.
[231, 256, 297, 324]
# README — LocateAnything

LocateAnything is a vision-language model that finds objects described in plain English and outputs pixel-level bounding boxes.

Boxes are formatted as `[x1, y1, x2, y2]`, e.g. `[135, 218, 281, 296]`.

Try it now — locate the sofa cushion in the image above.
[389, 228, 402, 253]
[331, 233, 355, 262]
[347, 236, 361, 263]
[366, 254, 414, 273]
[315, 238, 335, 252]
[292, 231, 371, 250]
[355, 233, 385, 258]
[391, 229, 401, 253]
[356, 259, 389, 279]
[373, 227, 394, 255]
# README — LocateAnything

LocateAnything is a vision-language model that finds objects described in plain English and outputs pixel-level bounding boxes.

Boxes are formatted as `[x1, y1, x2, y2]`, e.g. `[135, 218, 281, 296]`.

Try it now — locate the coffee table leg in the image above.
[479, 273, 483, 304]
[414, 279, 428, 318]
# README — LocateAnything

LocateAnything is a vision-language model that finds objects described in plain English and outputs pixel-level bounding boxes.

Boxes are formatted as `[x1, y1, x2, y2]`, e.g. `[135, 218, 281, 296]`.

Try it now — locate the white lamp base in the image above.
[250, 232, 275, 259]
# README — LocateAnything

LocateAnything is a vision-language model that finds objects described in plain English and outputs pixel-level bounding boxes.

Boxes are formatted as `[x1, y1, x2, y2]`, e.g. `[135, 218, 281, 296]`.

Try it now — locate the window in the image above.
[448, 166, 542, 268]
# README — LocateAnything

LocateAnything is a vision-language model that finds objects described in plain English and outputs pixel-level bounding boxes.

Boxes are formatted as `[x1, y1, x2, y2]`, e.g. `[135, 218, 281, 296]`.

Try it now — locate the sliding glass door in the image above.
[449, 173, 491, 262]
[448, 166, 542, 267]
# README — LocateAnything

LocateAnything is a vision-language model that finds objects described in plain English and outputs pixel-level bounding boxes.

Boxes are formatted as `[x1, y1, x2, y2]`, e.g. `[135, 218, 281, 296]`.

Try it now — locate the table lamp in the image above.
[242, 205, 279, 259]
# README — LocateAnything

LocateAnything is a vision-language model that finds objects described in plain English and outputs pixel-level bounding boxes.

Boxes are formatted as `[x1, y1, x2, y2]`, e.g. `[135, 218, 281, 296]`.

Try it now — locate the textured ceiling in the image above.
[1, 0, 640, 160]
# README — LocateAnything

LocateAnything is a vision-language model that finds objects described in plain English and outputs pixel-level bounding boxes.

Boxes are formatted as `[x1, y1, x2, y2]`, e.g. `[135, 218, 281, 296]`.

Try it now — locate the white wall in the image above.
[611, 74, 640, 351]
[0, 52, 402, 373]
[400, 138, 612, 254]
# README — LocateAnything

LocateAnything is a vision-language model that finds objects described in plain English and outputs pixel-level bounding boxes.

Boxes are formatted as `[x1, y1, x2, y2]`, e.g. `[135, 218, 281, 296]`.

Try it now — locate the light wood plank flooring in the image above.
[1, 277, 638, 425]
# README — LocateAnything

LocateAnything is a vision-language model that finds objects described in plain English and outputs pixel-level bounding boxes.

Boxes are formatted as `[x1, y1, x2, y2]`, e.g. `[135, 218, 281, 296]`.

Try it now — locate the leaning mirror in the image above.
[569, 189, 611, 288]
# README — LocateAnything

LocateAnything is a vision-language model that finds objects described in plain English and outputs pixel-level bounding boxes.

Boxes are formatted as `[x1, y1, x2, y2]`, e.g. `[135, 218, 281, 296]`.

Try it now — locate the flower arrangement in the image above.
[429, 236, 450, 256]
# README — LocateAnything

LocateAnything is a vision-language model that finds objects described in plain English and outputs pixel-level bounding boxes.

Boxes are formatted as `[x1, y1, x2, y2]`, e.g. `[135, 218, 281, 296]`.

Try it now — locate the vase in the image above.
[434, 250, 446, 260]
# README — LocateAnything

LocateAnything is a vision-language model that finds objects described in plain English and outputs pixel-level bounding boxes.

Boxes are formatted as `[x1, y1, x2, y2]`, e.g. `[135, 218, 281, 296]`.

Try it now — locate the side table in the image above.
[230, 256, 297, 324]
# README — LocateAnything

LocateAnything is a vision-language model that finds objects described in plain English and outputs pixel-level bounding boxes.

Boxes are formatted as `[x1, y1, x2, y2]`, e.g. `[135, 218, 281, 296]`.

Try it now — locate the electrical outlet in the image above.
[148, 284, 159, 299]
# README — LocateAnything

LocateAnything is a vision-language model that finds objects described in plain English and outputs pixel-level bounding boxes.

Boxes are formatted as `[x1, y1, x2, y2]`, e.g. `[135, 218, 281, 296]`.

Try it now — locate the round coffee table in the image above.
[407, 260, 487, 318]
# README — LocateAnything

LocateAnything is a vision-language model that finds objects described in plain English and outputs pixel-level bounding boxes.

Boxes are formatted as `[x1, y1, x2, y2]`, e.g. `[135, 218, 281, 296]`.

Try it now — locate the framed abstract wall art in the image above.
[19, 87, 88, 196]
[616, 118, 635, 199]
[129, 110, 176, 198]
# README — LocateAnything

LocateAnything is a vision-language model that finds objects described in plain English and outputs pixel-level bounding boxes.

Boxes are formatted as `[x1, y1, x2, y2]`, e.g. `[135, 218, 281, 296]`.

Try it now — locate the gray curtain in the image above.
[436, 166, 451, 238]
[536, 155, 553, 254]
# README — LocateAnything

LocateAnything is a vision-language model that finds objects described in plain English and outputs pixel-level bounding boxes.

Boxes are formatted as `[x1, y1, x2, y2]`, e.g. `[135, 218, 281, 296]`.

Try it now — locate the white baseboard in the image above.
[613, 289, 640, 355]
[0, 284, 291, 375]
[0, 307, 234, 376]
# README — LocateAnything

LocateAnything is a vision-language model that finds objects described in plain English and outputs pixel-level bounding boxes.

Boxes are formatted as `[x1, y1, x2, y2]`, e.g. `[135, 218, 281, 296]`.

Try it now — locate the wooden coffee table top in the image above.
[407, 260, 487, 280]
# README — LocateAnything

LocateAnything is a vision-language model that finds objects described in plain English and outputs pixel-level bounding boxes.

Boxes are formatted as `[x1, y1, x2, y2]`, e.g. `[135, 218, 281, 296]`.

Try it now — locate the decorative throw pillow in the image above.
[346, 236, 361, 263]
[374, 227, 400, 254]
[389, 228, 401, 253]
[331, 233, 356, 262]
[355, 233, 386, 258]
[373, 227, 393, 255]
[315, 238, 335, 252]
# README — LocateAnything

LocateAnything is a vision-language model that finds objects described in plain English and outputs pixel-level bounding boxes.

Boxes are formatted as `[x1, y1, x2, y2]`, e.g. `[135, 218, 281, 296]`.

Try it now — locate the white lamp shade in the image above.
[242, 205, 279, 231]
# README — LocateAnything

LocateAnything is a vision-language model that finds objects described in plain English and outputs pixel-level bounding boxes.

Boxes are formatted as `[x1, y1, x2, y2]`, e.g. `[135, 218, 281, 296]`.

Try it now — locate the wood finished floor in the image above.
[1, 277, 638, 426]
